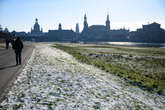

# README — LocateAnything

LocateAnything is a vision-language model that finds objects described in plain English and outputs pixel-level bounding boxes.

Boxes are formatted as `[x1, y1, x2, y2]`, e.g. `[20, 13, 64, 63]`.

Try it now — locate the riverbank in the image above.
[54, 43, 165, 95]
[1, 43, 164, 109]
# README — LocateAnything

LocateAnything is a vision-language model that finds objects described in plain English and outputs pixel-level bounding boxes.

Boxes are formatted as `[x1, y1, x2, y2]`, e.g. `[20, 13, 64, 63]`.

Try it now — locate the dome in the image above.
[33, 18, 40, 32]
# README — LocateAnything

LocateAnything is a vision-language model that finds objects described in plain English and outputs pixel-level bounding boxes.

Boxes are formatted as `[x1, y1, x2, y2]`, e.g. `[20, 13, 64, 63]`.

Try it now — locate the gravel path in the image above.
[0, 43, 165, 110]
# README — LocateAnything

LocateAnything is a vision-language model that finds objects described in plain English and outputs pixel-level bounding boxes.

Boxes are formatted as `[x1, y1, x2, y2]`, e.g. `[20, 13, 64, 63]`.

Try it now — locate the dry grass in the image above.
[0, 43, 6, 50]
[53, 43, 165, 95]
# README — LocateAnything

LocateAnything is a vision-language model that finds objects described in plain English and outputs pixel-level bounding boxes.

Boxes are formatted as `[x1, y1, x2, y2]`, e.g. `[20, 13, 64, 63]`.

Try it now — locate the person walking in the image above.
[13, 37, 23, 65]
[5, 38, 10, 49]
[10, 38, 15, 49]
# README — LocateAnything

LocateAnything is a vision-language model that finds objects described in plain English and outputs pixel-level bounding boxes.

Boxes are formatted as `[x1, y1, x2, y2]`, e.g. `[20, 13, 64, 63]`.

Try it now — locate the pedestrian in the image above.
[5, 38, 10, 49]
[10, 38, 15, 49]
[13, 37, 23, 65]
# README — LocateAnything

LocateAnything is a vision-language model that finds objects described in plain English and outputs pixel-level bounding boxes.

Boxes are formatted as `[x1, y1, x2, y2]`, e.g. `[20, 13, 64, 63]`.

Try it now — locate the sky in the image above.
[0, 0, 165, 32]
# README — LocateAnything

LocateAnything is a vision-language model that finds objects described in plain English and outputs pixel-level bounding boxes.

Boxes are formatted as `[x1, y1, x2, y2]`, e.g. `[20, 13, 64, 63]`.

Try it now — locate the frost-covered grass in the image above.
[0, 43, 165, 110]
[54, 43, 165, 95]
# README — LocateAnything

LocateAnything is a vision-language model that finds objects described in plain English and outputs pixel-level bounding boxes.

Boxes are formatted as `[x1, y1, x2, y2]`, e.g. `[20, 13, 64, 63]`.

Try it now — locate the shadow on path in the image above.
[0, 65, 17, 70]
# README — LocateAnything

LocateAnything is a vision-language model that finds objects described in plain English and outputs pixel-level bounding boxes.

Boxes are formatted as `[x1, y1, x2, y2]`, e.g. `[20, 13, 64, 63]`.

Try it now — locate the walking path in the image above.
[0, 42, 34, 101]
[0, 43, 165, 110]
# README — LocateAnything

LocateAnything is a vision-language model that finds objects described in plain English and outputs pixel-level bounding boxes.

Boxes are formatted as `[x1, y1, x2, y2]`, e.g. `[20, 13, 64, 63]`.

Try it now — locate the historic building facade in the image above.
[129, 22, 165, 43]
[28, 18, 44, 37]
[24, 16, 165, 43]
[80, 14, 129, 42]
[45, 23, 76, 42]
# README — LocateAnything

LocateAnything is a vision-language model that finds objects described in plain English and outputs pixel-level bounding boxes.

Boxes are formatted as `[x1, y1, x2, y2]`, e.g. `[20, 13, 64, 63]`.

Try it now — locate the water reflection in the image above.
[106, 42, 165, 47]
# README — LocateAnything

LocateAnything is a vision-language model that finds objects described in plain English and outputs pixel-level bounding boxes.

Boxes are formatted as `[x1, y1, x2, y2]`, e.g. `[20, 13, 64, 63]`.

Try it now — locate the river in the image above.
[104, 42, 165, 47]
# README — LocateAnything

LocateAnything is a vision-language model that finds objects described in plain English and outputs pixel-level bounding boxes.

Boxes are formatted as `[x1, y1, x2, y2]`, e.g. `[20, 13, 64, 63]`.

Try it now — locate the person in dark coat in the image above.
[13, 37, 23, 65]
[10, 38, 15, 49]
[5, 38, 10, 49]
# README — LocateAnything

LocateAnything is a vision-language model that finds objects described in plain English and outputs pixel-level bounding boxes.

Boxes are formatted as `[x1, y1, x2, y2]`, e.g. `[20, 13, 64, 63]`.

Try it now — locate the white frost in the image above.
[0, 43, 165, 110]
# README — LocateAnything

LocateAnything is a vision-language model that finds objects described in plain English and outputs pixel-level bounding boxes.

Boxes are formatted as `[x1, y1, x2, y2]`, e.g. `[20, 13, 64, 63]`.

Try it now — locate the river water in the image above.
[104, 42, 165, 47]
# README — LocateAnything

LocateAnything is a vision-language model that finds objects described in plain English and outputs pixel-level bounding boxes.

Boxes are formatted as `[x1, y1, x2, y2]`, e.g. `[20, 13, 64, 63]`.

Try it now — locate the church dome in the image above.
[33, 18, 40, 32]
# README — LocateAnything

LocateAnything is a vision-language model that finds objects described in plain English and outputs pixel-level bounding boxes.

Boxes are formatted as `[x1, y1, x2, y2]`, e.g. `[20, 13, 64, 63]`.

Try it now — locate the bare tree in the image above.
[0, 25, 3, 32]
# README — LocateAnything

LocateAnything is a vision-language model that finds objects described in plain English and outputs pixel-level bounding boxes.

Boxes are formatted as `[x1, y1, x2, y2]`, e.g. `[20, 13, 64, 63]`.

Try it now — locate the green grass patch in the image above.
[53, 43, 165, 95]
[84, 45, 165, 56]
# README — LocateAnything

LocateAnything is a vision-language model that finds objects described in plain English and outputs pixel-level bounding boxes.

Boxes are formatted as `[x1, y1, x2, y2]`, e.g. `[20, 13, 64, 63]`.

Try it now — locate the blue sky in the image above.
[0, 0, 165, 32]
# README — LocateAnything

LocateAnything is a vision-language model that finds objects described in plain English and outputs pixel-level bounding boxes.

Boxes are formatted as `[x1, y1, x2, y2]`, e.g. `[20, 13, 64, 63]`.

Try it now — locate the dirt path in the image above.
[0, 43, 165, 110]
[0, 42, 34, 101]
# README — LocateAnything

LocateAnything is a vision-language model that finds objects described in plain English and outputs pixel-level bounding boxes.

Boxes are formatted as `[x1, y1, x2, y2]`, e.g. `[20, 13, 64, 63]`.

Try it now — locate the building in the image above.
[28, 18, 44, 37]
[82, 14, 88, 32]
[45, 23, 76, 42]
[75, 23, 79, 34]
[82, 14, 110, 32]
[129, 22, 165, 43]
[73, 23, 80, 42]
[80, 14, 129, 42]
[19, 16, 165, 43]
[4, 27, 9, 33]
[142, 22, 161, 31]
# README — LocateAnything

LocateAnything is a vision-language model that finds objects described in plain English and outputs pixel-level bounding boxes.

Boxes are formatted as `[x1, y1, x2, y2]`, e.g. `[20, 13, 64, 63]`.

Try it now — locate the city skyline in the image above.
[0, 0, 165, 32]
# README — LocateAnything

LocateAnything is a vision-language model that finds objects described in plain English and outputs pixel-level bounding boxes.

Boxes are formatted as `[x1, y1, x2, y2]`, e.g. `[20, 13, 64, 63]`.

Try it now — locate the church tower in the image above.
[58, 23, 62, 31]
[83, 14, 88, 31]
[106, 13, 110, 30]
[76, 23, 79, 33]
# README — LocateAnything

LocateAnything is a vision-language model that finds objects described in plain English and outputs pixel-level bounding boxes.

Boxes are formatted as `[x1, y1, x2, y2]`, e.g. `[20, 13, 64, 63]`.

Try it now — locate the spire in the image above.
[106, 13, 110, 30]
[83, 13, 88, 31]
[58, 23, 62, 31]
[76, 23, 79, 33]
[84, 13, 87, 20]
[107, 13, 109, 21]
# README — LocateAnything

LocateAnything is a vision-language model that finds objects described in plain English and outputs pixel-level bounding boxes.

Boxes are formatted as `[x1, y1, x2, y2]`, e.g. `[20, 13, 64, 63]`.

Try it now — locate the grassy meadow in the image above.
[53, 43, 165, 95]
